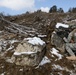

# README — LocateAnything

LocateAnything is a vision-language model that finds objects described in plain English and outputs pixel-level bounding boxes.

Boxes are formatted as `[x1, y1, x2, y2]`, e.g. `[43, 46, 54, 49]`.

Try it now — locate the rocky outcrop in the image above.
[11, 37, 46, 66]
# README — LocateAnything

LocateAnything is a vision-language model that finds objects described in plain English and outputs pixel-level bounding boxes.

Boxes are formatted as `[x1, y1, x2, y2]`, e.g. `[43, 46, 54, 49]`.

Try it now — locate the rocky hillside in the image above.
[0, 11, 76, 75]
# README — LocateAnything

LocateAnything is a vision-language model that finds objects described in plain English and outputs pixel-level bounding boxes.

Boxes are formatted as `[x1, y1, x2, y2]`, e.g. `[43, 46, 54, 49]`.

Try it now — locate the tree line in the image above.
[49, 5, 76, 13]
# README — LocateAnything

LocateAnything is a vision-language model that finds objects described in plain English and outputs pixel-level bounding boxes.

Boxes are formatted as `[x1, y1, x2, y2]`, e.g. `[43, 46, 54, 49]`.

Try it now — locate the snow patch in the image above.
[38, 35, 47, 38]
[70, 19, 76, 22]
[7, 45, 14, 51]
[24, 37, 45, 45]
[56, 23, 69, 28]
[39, 56, 51, 66]
[0, 31, 3, 33]
[58, 72, 63, 75]
[9, 40, 18, 44]
[52, 64, 64, 70]
[51, 48, 63, 60]
[19, 68, 23, 71]
[0, 72, 5, 75]
[14, 51, 36, 56]
[51, 31, 56, 38]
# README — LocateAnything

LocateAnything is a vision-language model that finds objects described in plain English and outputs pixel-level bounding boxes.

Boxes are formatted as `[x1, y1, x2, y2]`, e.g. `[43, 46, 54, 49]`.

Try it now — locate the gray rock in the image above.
[51, 31, 65, 53]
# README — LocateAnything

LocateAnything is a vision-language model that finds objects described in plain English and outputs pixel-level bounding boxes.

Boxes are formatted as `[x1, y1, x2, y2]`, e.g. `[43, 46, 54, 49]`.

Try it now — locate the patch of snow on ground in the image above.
[71, 19, 76, 22]
[51, 31, 56, 38]
[53, 66, 76, 75]
[0, 72, 5, 75]
[56, 23, 69, 28]
[7, 45, 14, 51]
[1, 66, 4, 68]
[9, 40, 18, 44]
[65, 68, 76, 75]
[39, 56, 51, 66]
[6, 58, 13, 63]
[14, 51, 36, 56]
[58, 72, 62, 75]
[0, 31, 3, 33]
[52, 64, 64, 70]
[38, 35, 47, 38]
[51, 48, 63, 60]
[24, 37, 45, 45]
[19, 68, 23, 71]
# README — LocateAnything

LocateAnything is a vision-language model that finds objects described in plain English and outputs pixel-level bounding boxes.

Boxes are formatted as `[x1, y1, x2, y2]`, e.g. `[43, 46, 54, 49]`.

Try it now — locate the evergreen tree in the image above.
[68, 7, 76, 13]
[72, 7, 76, 13]
[58, 8, 64, 13]
[68, 8, 72, 13]
[49, 5, 57, 13]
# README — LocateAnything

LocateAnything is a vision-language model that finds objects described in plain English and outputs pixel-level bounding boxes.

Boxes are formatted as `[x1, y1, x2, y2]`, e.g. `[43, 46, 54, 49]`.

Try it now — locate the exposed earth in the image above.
[0, 11, 76, 75]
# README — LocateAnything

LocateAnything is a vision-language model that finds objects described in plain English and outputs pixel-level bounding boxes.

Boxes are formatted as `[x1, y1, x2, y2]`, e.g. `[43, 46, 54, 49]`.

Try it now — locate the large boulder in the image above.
[11, 37, 46, 66]
[51, 31, 65, 53]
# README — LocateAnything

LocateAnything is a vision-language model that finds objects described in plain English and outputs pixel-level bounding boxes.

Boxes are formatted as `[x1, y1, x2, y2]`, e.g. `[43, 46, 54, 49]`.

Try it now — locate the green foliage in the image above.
[49, 5, 64, 13]
[49, 5, 57, 13]
[68, 7, 76, 13]
[57, 8, 64, 13]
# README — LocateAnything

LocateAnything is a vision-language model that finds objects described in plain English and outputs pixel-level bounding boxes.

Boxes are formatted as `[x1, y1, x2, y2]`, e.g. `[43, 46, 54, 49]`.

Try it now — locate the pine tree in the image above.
[58, 8, 64, 13]
[49, 5, 57, 13]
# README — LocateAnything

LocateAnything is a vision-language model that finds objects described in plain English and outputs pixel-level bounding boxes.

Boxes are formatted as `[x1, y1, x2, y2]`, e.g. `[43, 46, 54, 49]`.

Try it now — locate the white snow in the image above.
[24, 37, 45, 45]
[0, 73, 5, 75]
[7, 45, 14, 51]
[52, 64, 64, 70]
[58, 72, 62, 75]
[51, 31, 56, 38]
[38, 35, 47, 38]
[0, 31, 3, 33]
[39, 56, 51, 66]
[35, 56, 50, 69]
[1, 66, 4, 68]
[14, 51, 36, 56]
[51, 48, 63, 60]
[6, 58, 13, 63]
[70, 19, 76, 22]
[19, 68, 23, 71]
[56, 23, 69, 28]
[9, 40, 18, 44]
